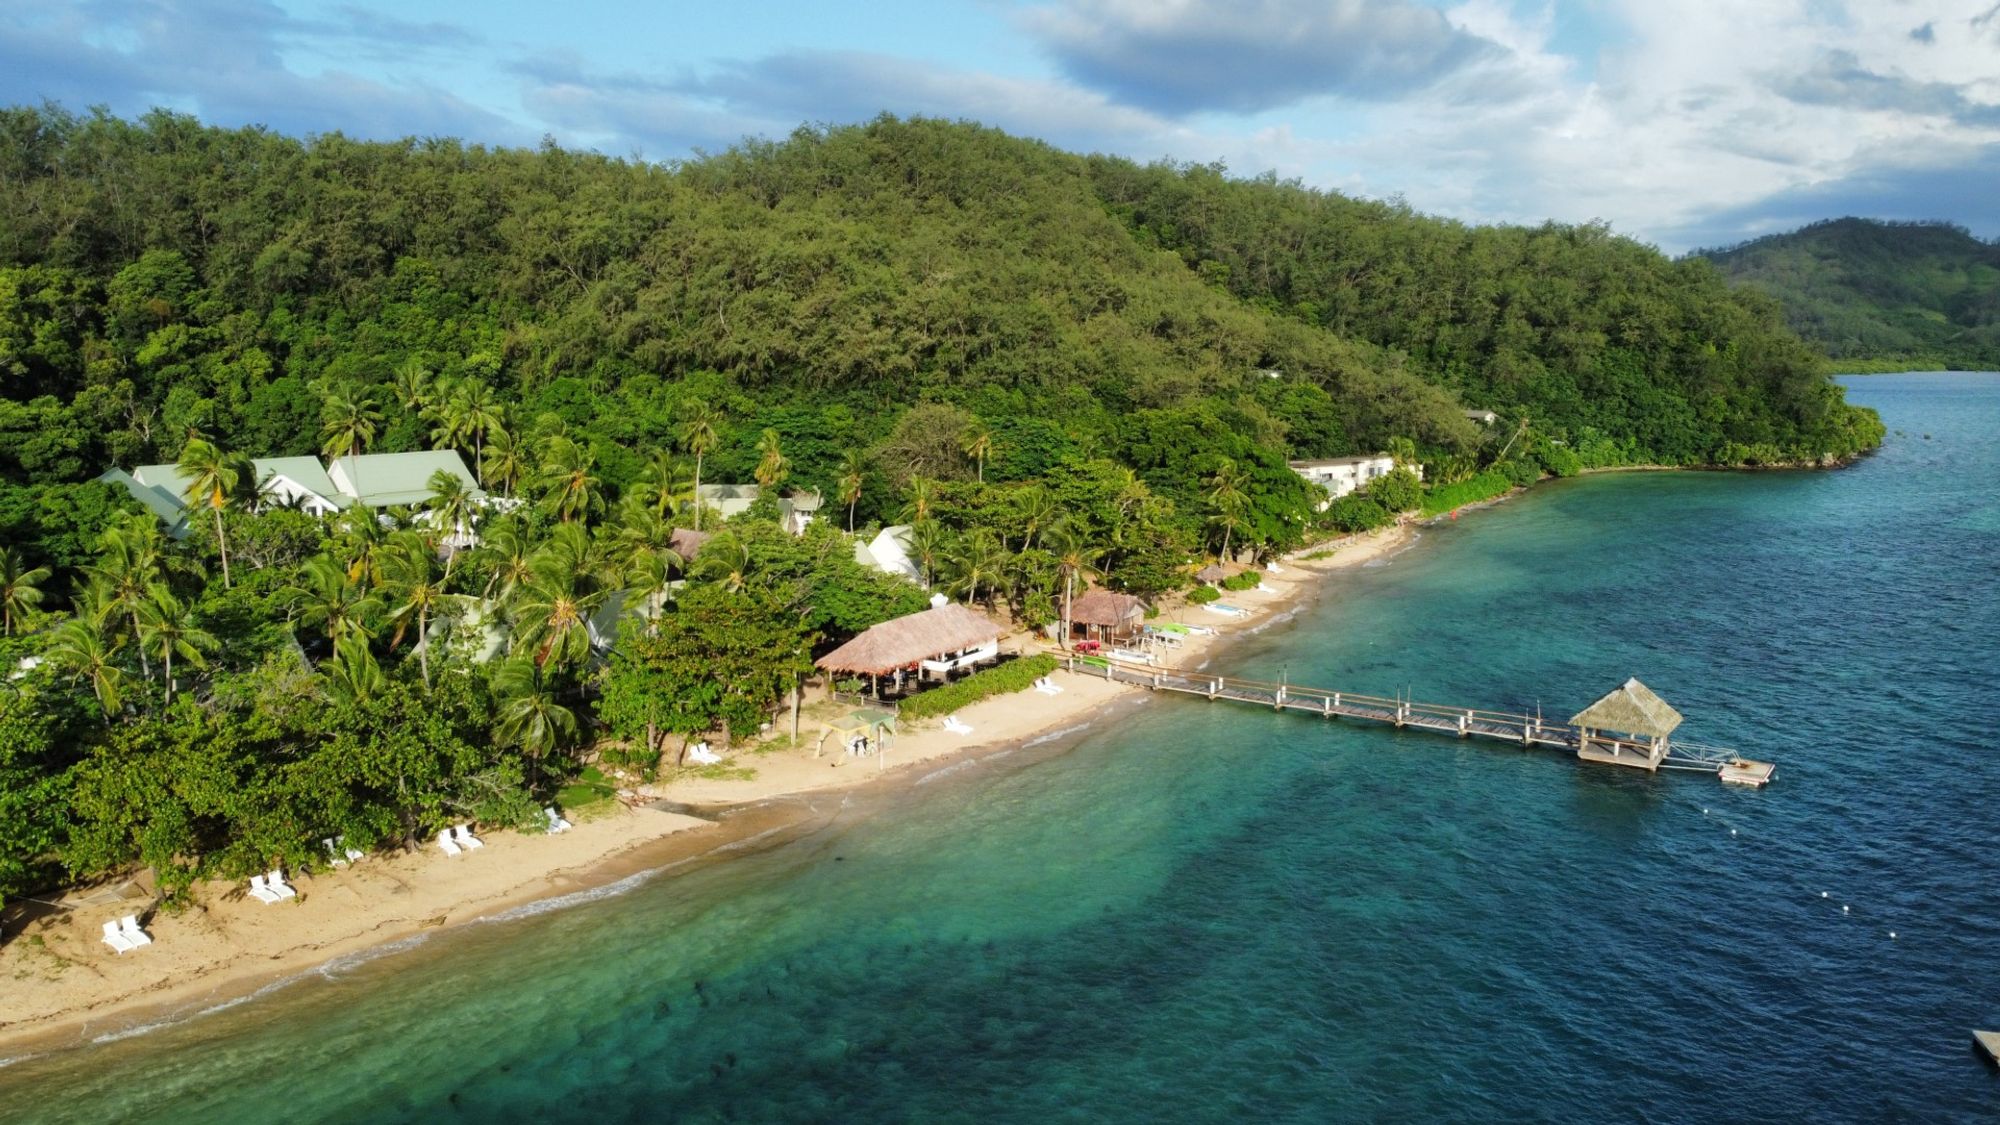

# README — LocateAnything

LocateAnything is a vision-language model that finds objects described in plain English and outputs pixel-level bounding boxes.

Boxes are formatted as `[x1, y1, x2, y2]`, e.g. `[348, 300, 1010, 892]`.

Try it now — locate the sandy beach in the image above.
[0, 524, 1412, 1055]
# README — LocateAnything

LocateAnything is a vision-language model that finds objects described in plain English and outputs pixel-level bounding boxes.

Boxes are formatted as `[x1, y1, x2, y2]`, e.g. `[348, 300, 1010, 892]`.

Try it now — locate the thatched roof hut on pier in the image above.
[1570, 678, 1683, 770]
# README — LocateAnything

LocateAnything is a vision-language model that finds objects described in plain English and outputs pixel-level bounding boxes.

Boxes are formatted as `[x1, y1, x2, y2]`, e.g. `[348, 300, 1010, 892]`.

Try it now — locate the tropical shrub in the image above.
[898, 654, 1059, 721]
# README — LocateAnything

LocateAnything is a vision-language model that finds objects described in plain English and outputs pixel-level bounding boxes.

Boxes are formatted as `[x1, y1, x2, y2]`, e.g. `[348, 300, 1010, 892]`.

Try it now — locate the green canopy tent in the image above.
[815, 710, 898, 764]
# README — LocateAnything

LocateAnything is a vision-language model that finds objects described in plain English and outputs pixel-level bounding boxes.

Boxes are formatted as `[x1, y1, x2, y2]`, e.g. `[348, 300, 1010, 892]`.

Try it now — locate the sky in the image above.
[4, 0, 1998, 253]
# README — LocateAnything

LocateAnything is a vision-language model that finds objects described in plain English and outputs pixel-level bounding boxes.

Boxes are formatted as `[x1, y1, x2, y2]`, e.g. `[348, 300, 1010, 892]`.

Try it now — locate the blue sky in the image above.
[5, 0, 1998, 253]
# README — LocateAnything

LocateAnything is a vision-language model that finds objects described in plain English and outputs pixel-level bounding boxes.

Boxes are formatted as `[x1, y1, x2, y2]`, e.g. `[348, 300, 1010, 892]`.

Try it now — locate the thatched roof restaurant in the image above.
[817, 603, 1003, 677]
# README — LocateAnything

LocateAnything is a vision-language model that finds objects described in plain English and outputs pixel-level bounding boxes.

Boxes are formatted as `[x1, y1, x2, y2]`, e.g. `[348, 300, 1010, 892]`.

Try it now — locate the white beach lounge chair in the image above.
[545, 807, 573, 833]
[268, 868, 298, 899]
[247, 874, 283, 904]
[454, 825, 484, 850]
[943, 715, 973, 735]
[120, 915, 152, 946]
[324, 837, 347, 867]
[102, 920, 136, 954]
[438, 829, 463, 857]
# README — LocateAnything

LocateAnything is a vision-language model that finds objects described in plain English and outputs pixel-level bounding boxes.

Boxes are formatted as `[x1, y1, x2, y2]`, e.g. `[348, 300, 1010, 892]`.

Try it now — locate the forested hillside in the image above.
[0, 107, 1883, 910]
[1, 106, 1876, 495]
[1697, 217, 2000, 369]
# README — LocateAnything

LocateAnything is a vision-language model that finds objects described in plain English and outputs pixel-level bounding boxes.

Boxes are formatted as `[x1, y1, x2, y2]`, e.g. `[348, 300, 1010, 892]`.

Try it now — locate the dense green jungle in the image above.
[0, 106, 1883, 913]
[1697, 216, 2000, 370]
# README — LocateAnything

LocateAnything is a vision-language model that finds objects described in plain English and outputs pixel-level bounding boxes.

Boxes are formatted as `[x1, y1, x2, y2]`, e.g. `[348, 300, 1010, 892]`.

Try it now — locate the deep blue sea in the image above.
[2, 372, 1995, 1122]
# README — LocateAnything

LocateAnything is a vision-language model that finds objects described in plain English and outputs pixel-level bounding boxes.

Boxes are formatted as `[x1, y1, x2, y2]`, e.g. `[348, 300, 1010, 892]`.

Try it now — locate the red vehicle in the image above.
[1074, 640, 1103, 654]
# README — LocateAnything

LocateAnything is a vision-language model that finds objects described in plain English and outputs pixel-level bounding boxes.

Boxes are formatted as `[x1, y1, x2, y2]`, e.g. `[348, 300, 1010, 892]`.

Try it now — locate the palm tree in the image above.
[390, 357, 433, 414]
[961, 422, 993, 483]
[636, 451, 692, 519]
[383, 533, 451, 689]
[535, 436, 602, 525]
[753, 428, 789, 490]
[47, 617, 127, 718]
[136, 584, 215, 705]
[1205, 459, 1250, 563]
[1386, 436, 1418, 470]
[1015, 485, 1059, 552]
[491, 658, 578, 776]
[836, 450, 866, 533]
[83, 518, 166, 677]
[677, 400, 723, 529]
[902, 476, 938, 525]
[428, 380, 474, 456]
[615, 504, 685, 628]
[177, 437, 243, 588]
[1044, 519, 1104, 649]
[459, 381, 503, 470]
[289, 555, 381, 645]
[0, 546, 51, 636]
[321, 634, 387, 707]
[944, 529, 1007, 609]
[480, 425, 526, 498]
[477, 522, 537, 603]
[509, 543, 610, 670]
[422, 469, 479, 581]
[904, 521, 949, 588]
[332, 506, 392, 589]
[319, 389, 383, 487]
[689, 532, 756, 594]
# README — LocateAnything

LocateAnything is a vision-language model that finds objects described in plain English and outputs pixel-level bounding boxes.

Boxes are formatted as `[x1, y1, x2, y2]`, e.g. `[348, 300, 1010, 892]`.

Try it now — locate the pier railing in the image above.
[1064, 654, 1766, 782]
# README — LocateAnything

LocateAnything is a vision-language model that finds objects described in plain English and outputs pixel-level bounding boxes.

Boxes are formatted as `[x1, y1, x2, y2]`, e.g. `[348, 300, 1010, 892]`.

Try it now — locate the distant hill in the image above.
[1696, 218, 2000, 369]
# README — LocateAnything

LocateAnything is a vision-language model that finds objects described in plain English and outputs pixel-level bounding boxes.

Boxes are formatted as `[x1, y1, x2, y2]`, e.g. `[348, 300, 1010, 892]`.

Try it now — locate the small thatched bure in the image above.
[1569, 678, 1683, 738]
[669, 528, 713, 560]
[1069, 589, 1146, 628]
[817, 603, 1003, 676]
[1195, 564, 1229, 584]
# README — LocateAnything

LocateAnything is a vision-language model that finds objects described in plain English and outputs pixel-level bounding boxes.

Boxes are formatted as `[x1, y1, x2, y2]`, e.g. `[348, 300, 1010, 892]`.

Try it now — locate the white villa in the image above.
[1287, 455, 1423, 509]
[694, 484, 824, 536]
[854, 524, 924, 585]
[101, 449, 493, 544]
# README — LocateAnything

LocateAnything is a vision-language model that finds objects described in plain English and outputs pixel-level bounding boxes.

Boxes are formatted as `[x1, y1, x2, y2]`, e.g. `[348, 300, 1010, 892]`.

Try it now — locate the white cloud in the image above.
[1017, 0, 1506, 115]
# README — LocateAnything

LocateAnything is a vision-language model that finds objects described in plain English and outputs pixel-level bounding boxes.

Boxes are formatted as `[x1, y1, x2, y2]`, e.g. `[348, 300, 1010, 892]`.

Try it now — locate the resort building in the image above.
[326, 451, 480, 510]
[816, 599, 1003, 696]
[1463, 408, 1499, 425]
[1068, 588, 1147, 645]
[695, 483, 761, 521]
[693, 484, 823, 536]
[100, 450, 490, 543]
[854, 525, 925, 586]
[1286, 454, 1420, 508]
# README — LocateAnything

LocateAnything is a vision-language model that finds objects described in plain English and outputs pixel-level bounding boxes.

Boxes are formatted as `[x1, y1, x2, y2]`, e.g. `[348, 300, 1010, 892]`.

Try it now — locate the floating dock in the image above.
[1066, 657, 1774, 787]
[1976, 1030, 2000, 1065]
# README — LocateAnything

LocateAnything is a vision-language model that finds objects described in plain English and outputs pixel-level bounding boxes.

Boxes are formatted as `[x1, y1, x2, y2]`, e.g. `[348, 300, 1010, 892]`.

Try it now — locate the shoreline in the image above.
[0, 526, 1415, 1058]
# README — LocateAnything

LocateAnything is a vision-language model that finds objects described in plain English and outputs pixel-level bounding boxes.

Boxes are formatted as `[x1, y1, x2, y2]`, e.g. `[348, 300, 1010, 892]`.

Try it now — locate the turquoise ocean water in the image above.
[2, 372, 1995, 1122]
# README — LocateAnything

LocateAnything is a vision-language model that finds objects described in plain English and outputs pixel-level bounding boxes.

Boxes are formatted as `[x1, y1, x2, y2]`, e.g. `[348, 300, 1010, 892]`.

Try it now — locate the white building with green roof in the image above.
[326, 451, 481, 509]
[101, 449, 487, 539]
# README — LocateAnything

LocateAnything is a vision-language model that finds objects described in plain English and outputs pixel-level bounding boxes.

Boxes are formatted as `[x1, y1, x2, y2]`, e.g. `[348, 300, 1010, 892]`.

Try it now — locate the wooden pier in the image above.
[1064, 656, 1775, 786]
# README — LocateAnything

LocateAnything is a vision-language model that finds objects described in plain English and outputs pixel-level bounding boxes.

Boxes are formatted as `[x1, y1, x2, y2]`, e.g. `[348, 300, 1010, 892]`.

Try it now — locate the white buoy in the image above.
[1889, 932, 1897, 939]
[1821, 891, 1829, 898]
[1843, 905, 1850, 914]
[1730, 829, 1737, 836]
